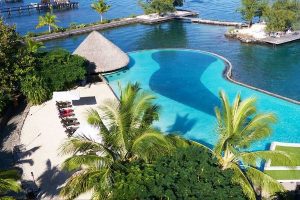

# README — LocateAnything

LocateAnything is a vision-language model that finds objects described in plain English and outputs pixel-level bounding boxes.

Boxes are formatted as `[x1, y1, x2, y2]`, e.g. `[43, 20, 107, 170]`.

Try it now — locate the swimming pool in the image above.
[105, 49, 300, 150]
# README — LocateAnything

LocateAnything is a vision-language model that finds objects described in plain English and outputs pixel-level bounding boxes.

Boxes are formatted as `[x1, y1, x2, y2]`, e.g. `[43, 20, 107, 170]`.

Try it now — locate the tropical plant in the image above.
[0, 169, 21, 199]
[139, 0, 175, 15]
[238, 0, 267, 27]
[59, 83, 173, 199]
[0, 19, 35, 112]
[37, 49, 87, 91]
[91, 0, 111, 23]
[21, 74, 50, 105]
[111, 146, 247, 200]
[36, 12, 59, 33]
[209, 91, 293, 200]
[263, 0, 300, 32]
[25, 38, 45, 54]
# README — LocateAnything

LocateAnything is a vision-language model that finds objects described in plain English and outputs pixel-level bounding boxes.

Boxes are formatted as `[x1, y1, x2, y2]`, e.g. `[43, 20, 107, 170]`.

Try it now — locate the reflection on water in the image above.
[137, 21, 188, 49]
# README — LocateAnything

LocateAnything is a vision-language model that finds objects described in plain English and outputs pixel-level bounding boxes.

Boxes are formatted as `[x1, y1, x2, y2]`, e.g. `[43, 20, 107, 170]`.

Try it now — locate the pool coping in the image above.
[102, 48, 300, 105]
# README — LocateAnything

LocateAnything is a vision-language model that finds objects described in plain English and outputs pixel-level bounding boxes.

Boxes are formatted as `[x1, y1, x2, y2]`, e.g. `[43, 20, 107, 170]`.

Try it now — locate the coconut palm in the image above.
[36, 12, 59, 33]
[25, 38, 45, 53]
[210, 91, 293, 200]
[91, 0, 111, 22]
[59, 83, 172, 199]
[0, 169, 21, 199]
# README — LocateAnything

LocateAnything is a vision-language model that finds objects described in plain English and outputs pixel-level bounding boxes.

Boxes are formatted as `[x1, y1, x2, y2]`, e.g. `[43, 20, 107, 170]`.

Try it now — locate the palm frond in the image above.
[61, 154, 112, 171]
[59, 136, 104, 155]
[132, 130, 171, 161]
[0, 169, 20, 180]
[0, 178, 21, 194]
[230, 162, 257, 200]
[238, 113, 277, 148]
[240, 150, 294, 167]
[60, 169, 101, 200]
[245, 166, 285, 196]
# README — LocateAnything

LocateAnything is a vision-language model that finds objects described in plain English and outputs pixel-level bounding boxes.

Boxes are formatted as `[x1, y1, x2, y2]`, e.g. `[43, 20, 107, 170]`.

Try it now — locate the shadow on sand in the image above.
[35, 159, 70, 199]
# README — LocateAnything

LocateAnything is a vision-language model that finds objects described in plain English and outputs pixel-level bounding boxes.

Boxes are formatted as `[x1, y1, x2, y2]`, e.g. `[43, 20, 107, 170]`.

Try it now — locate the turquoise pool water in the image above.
[105, 49, 300, 150]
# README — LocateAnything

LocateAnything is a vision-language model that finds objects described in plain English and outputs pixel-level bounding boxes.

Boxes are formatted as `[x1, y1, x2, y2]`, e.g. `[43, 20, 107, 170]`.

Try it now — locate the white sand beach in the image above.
[19, 82, 117, 199]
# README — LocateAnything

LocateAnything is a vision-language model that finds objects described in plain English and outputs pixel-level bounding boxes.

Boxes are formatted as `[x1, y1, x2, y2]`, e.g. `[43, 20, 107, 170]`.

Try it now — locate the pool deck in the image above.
[260, 31, 300, 45]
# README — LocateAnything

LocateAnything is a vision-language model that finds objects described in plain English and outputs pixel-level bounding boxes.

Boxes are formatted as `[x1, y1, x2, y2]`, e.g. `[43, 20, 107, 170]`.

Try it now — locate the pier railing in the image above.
[0, 2, 79, 16]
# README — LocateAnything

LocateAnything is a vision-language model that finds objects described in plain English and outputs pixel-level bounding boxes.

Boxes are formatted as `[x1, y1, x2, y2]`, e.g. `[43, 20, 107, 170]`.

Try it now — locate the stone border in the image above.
[103, 48, 300, 105]
[264, 142, 300, 182]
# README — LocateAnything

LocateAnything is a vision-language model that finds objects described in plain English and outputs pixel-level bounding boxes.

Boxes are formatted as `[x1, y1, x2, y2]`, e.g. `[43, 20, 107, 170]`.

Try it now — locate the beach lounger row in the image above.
[56, 101, 80, 137]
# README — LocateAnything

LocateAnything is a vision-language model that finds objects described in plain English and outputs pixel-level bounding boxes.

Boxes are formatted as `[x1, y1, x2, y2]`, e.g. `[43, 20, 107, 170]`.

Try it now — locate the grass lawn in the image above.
[271, 146, 300, 166]
[265, 170, 300, 180]
[266, 145, 300, 180]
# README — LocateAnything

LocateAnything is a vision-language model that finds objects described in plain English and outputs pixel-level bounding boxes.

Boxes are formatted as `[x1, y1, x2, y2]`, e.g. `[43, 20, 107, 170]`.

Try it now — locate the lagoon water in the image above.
[1, 0, 241, 34]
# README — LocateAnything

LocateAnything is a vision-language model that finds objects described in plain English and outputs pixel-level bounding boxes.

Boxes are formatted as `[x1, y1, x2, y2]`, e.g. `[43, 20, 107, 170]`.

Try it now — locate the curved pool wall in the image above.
[45, 21, 300, 102]
[105, 49, 300, 151]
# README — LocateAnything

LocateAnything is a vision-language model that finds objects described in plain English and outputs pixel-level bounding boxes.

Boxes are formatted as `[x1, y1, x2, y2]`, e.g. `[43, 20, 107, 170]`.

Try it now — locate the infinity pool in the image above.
[105, 49, 300, 150]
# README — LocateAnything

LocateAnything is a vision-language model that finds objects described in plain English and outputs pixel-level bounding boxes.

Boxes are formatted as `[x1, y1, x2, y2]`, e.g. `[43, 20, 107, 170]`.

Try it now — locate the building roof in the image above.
[73, 31, 129, 73]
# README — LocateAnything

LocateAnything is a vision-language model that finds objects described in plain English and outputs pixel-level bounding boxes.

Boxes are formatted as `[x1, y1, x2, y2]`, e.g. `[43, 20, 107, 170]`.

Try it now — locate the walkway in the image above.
[33, 10, 198, 42]
[178, 17, 247, 27]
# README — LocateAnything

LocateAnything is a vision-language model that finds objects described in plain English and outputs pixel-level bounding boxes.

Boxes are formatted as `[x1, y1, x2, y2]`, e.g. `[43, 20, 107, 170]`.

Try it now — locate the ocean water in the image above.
[105, 49, 300, 150]
[44, 21, 300, 101]
[1, 0, 241, 35]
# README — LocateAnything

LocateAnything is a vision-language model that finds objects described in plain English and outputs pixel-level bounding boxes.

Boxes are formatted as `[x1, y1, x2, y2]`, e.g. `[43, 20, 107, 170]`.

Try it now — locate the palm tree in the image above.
[210, 91, 293, 199]
[59, 83, 172, 199]
[0, 169, 21, 199]
[25, 38, 45, 53]
[36, 12, 59, 33]
[91, 0, 111, 23]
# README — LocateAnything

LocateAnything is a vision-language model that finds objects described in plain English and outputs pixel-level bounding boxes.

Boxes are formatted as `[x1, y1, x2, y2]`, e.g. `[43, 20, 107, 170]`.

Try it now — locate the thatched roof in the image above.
[73, 31, 129, 73]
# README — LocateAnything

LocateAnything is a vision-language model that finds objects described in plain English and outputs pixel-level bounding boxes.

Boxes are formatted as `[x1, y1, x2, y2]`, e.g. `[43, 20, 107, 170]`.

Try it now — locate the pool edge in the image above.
[102, 48, 300, 105]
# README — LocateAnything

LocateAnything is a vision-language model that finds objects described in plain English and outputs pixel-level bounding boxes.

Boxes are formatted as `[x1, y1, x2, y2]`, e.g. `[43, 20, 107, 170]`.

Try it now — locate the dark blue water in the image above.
[1, 0, 241, 35]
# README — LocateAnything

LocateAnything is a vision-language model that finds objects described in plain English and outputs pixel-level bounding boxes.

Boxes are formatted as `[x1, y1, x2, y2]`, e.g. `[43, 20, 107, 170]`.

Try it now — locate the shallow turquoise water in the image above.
[105, 49, 300, 150]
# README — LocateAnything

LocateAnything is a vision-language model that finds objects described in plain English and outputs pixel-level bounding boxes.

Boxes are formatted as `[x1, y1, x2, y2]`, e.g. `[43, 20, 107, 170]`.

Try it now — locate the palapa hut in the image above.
[73, 31, 129, 73]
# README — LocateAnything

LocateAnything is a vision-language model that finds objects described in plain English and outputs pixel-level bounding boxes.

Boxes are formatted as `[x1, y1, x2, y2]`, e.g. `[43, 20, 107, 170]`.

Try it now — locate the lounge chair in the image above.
[63, 121, 80, 127]
[59, 112, 75, 118]
[65, 126, 79, 137]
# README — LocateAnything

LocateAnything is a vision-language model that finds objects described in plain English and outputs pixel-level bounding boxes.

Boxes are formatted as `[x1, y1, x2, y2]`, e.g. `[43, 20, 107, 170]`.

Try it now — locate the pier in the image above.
[178, 17, 247, 27]
[33, 10, 198, 42]
[0, 2, 79, 16]
[260, 31, 300, 45]
[33, 18, 140, 42]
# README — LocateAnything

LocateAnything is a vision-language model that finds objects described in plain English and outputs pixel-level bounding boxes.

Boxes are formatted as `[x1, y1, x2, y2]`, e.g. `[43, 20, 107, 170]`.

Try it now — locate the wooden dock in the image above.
[0, 2, 79, 16]
[33, 18, 140, 42]
[260, 31, 300, 45]
[178, 17, 247, 27]
[33, 10, 198, 42]
[137, 10, 198, 24]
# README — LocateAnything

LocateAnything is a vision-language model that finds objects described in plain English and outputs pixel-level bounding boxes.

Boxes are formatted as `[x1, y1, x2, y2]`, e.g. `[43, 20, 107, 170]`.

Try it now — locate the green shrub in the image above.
[37, 49, 87, 91]
[21, 74, 50, 105]
[111, 146, 247, 200]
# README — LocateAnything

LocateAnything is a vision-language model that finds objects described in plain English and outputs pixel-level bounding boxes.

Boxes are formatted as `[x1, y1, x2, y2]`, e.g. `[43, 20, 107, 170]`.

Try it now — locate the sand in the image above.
[20, 82, 117, 199]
